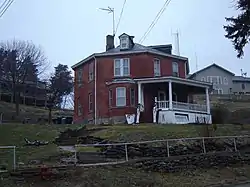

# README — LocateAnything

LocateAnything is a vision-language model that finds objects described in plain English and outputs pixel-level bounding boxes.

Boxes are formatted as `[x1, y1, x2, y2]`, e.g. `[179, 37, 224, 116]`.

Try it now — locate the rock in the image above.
[28, 159, 42, 165]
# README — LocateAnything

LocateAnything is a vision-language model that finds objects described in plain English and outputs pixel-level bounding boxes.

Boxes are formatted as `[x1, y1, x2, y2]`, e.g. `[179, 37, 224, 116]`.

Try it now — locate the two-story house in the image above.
[189, 63, 250, 95]
[72, 33, 212, 125]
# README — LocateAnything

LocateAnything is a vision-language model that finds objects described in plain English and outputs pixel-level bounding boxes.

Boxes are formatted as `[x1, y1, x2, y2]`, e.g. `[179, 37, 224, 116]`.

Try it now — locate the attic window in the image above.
[120, 36, 129, 49]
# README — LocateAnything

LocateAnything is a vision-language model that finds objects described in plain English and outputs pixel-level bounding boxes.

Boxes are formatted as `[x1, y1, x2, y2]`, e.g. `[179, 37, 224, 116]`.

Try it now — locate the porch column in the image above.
[138, 83, 142, 104]
[206, 87, 210, 114]
[168, 81, 173, 109]
[141, 84, 144, 108]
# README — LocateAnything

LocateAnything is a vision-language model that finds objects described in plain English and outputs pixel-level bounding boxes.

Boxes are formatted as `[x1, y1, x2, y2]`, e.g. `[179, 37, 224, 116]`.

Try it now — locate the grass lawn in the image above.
[0, 124, 84, 169]
[0, 101, 73, 123]
[1, 164, 250, 187]
[90, 124, 250, 142]
[1, 123, 250, 186]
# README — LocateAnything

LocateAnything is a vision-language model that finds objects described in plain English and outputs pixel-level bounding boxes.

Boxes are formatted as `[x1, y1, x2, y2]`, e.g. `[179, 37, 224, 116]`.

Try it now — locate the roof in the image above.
[189, 63, 235, 79]
[232, 76, 250, 82]
[71, 43, 189, 69]
[134, 76, 212, 88]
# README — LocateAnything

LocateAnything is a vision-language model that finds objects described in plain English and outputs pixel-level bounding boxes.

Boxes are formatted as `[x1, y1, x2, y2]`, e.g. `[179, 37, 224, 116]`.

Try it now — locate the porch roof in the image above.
[134, 76, 212, 88]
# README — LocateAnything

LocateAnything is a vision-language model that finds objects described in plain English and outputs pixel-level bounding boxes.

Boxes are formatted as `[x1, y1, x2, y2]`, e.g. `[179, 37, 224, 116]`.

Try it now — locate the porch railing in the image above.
[157, 101, 169, 108]
[156, 100, 207, 113]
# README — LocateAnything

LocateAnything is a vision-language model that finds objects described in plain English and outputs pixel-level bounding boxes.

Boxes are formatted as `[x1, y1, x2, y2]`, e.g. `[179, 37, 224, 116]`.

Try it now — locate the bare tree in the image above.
[0, 40, 48, 115]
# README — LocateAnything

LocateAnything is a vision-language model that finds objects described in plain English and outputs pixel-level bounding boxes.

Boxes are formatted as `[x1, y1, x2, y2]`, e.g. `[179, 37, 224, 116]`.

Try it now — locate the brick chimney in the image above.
[106, 35, 115, 51]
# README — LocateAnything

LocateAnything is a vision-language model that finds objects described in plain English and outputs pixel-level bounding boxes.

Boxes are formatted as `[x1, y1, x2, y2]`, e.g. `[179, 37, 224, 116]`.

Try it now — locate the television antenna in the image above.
[241, 69, 247, 77]
[99, 7, 115, 36]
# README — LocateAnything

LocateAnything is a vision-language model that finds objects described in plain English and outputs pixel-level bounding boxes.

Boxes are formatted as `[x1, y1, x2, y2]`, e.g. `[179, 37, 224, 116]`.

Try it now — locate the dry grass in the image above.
[0, 101, 73, 122]
[90, 124, 250, 142]
[1, 123, 250, 186]
[0, 124, 84, 168]
[1, 164, 250, 187]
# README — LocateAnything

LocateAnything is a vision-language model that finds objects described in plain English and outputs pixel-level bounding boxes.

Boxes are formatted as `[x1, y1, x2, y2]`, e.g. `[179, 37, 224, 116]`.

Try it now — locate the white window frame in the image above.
[207, 76, 220, 85]
[218, 88, 223, 94]
[154, 58, 161, 76]
[172, 62, 179, 77]
[77, 69, 83, 87]
[114, 58, 130, 77]
[116, 87, 126, 107]
[201, 77, 206, 82]
[120, 36, 129, 49]
[88, 63, 94, 81]
[223, 77, 228, 85]
[88, 93, 93, 111]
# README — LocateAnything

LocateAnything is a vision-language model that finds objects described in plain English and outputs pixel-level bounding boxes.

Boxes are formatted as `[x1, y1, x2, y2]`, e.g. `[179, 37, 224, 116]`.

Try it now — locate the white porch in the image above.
[135, 76, 212, 124]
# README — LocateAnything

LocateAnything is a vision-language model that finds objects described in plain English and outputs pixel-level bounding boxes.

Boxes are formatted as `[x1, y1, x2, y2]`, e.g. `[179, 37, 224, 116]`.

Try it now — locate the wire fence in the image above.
[75, 135, 250, 165]
[0, 146, 16, 171]
[1, 135, 250, 170]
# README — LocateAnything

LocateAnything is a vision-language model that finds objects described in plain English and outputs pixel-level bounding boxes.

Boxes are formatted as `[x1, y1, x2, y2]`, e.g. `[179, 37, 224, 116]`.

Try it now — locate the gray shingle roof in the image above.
[71, 43, 188, 69]
[188, 63, 235, 79]
[232, 76, 250, 82]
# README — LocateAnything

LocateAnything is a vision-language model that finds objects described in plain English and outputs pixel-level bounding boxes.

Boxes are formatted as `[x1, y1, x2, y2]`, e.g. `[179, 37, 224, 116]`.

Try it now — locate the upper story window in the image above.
[201, 77, 206, 82]
[114, 58, 130, 77]
[207, 76, 223, 85]
[77, 68, 83, 87]
[88, 63, 94, 81]
[116, 87, 126, 107]
[223, 77, 228, 85]
[120, 36, 129, 49]
[172, 62, 179, 77]
[154, 59, 161, 76]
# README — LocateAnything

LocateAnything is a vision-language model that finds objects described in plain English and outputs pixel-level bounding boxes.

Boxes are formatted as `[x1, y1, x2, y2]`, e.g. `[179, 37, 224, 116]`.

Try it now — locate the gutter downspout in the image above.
[94, 57, 97, 125]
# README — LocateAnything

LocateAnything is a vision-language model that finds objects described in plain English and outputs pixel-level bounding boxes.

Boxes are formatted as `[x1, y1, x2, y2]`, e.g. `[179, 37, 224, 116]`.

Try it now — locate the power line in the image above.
[139, 0, 172, 44]
[0, 0, 14, 19]
[115, 0, 127, 35]
[0, 0, 9, 12]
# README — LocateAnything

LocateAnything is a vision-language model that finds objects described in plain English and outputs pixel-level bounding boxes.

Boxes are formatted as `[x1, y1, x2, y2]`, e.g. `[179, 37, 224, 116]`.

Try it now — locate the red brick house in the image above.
[72, 33, 212, 124]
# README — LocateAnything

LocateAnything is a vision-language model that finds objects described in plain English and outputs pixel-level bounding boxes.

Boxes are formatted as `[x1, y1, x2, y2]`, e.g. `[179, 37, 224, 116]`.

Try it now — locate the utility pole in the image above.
[100, 7, 115, 36]
[195, 52, 198, 71]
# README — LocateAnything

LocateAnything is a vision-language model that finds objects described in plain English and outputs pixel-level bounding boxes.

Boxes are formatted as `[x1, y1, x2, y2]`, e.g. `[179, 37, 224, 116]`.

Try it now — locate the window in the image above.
[77, 98, 83, 116]
[114, 58, 130, 77]
[116, 87, 126, 107]
[88, 63, 94, 81]
[120, 36, 129, 49]
[207, 76, 220, 84]
[223, 77, 228, 85]
[201, 77, 206, 82]
[172, 62, 179, 77]
[242, 83, 246, 90]
[218, 89, 223, 94]
[77, 69, 83, 87]
[88, 93, 93, 111]
[154, 59, 161, 76]
[130, 88, 135, 106]
[109, 89, 113, 107]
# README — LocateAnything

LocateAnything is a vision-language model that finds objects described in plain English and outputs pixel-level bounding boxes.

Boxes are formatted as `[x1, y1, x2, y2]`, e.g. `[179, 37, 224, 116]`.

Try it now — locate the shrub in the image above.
[211, 103, 230, 124]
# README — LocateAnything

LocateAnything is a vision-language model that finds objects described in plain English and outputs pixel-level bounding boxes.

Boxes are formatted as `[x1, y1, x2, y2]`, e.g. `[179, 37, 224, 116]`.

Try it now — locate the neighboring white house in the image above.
[189, 63, 250, 95]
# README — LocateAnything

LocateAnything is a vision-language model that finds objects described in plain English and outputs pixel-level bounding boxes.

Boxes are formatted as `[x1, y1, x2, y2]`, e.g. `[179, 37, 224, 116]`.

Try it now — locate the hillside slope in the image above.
[0, 101, 73, 123]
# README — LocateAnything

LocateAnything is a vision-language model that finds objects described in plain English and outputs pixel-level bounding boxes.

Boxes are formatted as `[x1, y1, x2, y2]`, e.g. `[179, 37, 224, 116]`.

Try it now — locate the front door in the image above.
[158, 91, 166, 101]
[158, 91, 166, 108]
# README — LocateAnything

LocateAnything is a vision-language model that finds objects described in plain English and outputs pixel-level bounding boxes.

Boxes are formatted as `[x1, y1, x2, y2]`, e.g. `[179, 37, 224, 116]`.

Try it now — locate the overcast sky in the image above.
[0, 0, 249, 75]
